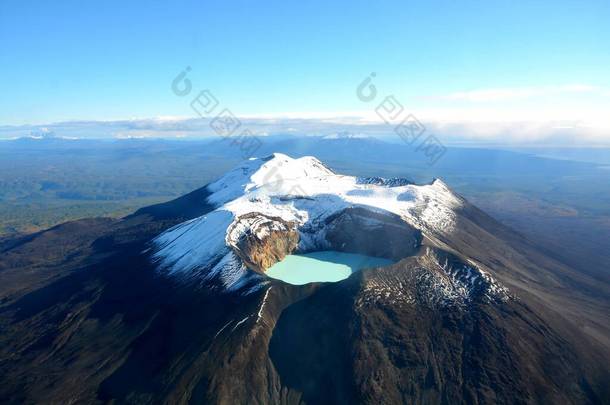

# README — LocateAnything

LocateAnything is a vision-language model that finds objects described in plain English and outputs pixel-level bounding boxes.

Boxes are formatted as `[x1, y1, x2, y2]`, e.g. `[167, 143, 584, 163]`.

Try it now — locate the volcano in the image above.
[0, 153, 608, 404]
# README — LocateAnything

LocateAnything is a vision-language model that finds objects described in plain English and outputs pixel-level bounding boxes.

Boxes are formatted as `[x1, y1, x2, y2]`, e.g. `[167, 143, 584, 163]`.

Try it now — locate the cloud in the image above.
[1, 83, 609, 147]
[1, 114, 609, 146]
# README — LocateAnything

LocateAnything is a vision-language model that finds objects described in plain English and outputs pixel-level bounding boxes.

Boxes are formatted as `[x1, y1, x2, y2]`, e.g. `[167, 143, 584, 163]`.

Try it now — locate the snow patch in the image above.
[256, 286, 272, 324]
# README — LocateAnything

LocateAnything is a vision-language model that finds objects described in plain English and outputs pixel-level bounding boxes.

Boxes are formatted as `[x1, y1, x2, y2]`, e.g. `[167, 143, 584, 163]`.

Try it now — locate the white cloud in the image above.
[2, 83, 609, 146]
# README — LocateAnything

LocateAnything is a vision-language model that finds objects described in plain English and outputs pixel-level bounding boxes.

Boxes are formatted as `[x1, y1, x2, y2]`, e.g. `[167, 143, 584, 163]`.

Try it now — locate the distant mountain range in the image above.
[2, 117, 610, 147]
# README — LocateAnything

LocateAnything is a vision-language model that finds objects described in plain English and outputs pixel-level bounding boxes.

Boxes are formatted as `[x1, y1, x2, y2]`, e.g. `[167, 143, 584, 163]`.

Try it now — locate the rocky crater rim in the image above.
[151, 153, 468, 291]
[228, 206, 423, 275]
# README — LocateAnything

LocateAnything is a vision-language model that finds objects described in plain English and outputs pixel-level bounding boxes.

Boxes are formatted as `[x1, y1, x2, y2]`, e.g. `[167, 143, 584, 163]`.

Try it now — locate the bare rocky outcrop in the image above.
[228, 213, 299, 273]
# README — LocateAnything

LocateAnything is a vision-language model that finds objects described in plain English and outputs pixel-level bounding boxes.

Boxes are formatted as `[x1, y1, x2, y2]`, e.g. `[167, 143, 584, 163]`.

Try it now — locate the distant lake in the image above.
[265, 251, 394, 285]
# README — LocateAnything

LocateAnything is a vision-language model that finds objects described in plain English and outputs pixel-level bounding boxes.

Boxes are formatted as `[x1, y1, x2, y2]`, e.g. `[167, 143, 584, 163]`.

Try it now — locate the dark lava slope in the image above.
[0, 181, 609, 404]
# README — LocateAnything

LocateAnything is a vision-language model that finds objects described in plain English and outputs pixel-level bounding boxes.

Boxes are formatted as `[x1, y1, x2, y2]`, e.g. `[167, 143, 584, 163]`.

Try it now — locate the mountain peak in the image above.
[151, 153, 475, 294]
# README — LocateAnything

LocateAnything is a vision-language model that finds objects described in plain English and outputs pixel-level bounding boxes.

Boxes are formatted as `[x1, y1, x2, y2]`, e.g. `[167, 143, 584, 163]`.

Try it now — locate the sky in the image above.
[1, 0, 609, 144]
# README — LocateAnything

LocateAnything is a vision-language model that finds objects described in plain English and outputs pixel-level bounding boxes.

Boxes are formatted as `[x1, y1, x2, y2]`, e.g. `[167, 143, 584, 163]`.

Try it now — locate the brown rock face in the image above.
[229, 213, 299, 273]
[325, 207, 422, 260]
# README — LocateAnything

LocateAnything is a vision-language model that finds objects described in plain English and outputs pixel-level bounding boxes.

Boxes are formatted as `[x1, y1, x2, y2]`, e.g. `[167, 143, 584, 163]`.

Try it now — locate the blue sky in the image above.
[1, 0, 609, 142]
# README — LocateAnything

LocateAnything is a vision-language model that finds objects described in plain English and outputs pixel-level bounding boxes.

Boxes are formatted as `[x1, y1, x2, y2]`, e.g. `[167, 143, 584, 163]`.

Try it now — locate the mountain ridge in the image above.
[0, 153, 608, 404]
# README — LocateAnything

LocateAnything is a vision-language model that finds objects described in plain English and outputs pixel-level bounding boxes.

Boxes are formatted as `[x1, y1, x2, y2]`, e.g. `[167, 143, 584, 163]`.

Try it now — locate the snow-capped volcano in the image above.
[3, 154, 607, 404]
[150, 153, 491, 294]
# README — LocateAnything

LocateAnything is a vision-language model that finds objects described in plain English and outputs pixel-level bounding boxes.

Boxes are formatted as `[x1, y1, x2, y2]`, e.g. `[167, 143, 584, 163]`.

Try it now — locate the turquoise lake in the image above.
[265, 251, 394, 285]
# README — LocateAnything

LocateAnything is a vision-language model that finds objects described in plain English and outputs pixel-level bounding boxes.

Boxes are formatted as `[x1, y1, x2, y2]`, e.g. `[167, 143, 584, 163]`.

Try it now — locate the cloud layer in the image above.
[2, 84, 608, 146]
